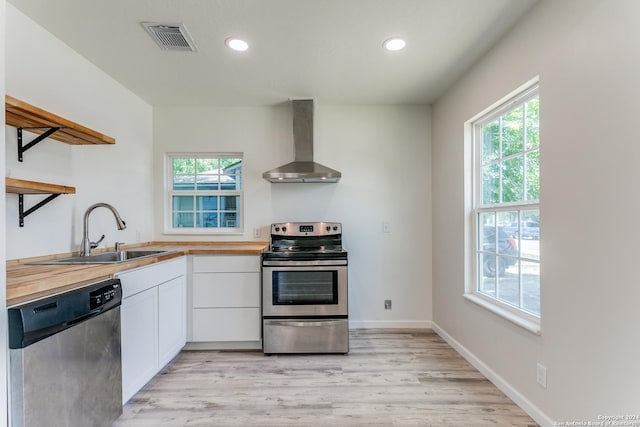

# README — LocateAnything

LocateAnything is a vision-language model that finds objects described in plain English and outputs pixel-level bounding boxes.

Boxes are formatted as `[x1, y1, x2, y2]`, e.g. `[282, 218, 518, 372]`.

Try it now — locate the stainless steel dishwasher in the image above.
[8, 278, 123, 427]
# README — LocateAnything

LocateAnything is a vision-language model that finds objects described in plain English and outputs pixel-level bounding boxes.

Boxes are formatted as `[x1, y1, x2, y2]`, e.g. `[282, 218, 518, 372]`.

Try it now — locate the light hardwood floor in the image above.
[113, 329, 538, 426]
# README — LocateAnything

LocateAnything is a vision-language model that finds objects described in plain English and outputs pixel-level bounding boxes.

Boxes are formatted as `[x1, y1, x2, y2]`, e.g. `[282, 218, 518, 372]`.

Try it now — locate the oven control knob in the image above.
[326, 226, 331, 231]
[333, 226, 338, 231]
[275, 227, 280, 232]
[282, 226, 287, 232]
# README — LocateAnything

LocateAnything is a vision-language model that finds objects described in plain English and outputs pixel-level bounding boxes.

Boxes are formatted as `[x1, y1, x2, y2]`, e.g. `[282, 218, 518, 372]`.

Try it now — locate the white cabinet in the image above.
[118, 257, 186, 404]
[192, 272, 260, 307]
[192, 307, 261, 341]
[120, 286, 157, 403]
[158, 275, 186, 367]
[188, 255, 261, 348]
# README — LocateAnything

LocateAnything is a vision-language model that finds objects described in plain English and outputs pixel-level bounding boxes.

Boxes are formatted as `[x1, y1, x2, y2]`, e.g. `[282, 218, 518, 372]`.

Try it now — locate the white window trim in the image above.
[463, 76, 541, 335]
[164, 152, 244, 235]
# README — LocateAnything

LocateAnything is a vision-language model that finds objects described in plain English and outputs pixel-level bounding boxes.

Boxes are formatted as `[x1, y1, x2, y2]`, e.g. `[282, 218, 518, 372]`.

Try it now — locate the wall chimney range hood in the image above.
[263, 99, 341, 183]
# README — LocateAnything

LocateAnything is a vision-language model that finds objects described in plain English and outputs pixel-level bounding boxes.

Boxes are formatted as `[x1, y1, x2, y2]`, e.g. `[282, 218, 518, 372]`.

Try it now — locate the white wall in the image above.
[1, 0, 8, 425]
[4, 5, 153, 259]
[154, 104, 432, 326]
[432, 0, 640, 424]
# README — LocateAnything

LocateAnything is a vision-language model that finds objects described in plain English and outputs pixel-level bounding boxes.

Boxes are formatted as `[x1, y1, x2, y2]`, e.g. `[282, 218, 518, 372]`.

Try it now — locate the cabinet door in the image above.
[158, 275, 186, 367]
[121, 287, 158, 404]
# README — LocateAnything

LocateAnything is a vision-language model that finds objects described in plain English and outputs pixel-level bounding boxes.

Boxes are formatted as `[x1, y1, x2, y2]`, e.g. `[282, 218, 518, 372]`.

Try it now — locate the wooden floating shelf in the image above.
[5, 178, 76, 227]
[5, 95, 115, 146]
[5, 178, 76, 195]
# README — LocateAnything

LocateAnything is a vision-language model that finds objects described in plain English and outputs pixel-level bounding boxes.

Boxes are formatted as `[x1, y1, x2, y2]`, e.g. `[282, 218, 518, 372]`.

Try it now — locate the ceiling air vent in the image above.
[141, 22, 197, 52]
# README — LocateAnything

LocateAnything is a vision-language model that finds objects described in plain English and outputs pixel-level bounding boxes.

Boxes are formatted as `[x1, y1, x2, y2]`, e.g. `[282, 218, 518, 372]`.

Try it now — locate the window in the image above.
[166, 153, 243, 233]
[469, 81, 540, 327]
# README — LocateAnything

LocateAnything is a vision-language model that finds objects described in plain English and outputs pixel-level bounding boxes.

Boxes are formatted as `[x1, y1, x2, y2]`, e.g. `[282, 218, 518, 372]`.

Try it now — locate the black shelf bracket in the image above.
[18, 193, 62, 227]
[17, 127, 63, 162]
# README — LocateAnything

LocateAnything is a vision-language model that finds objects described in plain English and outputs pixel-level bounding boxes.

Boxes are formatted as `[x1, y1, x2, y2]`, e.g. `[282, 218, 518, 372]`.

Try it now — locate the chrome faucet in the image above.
[80, 203, 127, 256]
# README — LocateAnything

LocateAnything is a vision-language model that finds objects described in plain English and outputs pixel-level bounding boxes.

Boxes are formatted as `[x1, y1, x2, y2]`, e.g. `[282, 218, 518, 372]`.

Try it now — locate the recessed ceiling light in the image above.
[225, 37, 249, 52]
[383, 38, 406, 51]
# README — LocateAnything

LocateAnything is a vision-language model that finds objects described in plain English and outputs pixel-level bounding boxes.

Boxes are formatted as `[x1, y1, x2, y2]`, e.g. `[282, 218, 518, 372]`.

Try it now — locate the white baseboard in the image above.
[432, 322, 554, 427]
[184, 341, 262, 351]
[349, 320, 432, 329]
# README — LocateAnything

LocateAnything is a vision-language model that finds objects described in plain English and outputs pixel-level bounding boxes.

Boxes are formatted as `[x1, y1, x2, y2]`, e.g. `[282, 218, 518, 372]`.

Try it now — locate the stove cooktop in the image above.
[264, 221, 347, 261]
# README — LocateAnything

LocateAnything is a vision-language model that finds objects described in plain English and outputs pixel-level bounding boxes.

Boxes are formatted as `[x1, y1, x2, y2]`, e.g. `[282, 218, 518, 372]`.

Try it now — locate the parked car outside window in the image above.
[503, 221, 540, 240]
[481, 226, 518, 277]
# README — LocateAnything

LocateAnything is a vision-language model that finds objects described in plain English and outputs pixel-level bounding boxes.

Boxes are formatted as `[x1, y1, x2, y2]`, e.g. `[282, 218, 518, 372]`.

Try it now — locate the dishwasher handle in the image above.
[64, 307, 105, 328]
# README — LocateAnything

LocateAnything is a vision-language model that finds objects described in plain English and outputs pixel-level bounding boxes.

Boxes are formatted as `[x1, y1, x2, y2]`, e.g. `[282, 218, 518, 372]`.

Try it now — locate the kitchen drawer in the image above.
[192, 255, 259, 273]
[192, 308, 261, 341]
[192, 272, 260, 308]
[118, 257, 186, 299]
[263, 318, 349, 354]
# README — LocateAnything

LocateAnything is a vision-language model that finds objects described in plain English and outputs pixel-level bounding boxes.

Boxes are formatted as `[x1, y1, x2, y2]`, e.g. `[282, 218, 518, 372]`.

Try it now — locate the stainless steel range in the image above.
[262, 222, 348, 354]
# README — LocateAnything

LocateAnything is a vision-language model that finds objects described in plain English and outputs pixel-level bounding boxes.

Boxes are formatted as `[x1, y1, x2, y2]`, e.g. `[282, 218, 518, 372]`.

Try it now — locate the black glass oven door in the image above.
[272, 270, 338, 305]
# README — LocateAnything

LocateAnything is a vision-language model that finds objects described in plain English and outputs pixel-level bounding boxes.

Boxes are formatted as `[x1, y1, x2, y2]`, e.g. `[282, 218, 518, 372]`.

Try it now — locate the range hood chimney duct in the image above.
[263, 99, 341, 183]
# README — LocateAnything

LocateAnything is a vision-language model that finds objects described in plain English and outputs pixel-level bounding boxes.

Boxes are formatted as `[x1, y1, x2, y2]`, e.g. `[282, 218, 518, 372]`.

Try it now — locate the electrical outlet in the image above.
[382, 221, 391, 233]
[253, 228, 260, 238]
[536, 362, 547, 388]
[384, 299, 392, 310]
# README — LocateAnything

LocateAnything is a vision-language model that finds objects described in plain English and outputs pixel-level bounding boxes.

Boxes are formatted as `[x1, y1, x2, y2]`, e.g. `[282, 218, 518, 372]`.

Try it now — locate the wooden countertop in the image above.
[6, 241, 268, 307]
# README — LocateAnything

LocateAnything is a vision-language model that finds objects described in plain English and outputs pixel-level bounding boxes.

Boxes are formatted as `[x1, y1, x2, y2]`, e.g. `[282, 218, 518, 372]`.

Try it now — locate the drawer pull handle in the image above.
[268, 320, 344, 327]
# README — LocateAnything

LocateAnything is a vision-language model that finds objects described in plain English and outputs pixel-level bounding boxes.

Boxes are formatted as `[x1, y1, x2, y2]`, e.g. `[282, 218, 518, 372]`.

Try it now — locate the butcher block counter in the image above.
[6, 241, 268, 306]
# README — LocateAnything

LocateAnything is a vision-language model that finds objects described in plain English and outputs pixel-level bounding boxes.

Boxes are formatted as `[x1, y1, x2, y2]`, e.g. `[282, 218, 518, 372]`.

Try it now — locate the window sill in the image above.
[463, 293, 541, 335]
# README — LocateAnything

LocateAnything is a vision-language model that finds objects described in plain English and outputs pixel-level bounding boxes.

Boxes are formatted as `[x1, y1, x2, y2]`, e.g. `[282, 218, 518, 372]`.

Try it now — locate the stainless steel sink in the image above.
[27, 250, 176, 265]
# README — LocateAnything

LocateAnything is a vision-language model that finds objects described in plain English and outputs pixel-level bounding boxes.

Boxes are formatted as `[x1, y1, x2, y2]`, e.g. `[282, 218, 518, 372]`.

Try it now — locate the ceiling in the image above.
[8, 0, 538, 107]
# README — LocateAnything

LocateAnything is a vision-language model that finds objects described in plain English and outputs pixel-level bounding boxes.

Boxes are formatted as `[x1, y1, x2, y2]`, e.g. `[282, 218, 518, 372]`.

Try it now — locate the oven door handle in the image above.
[266, 319, 346, 327]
